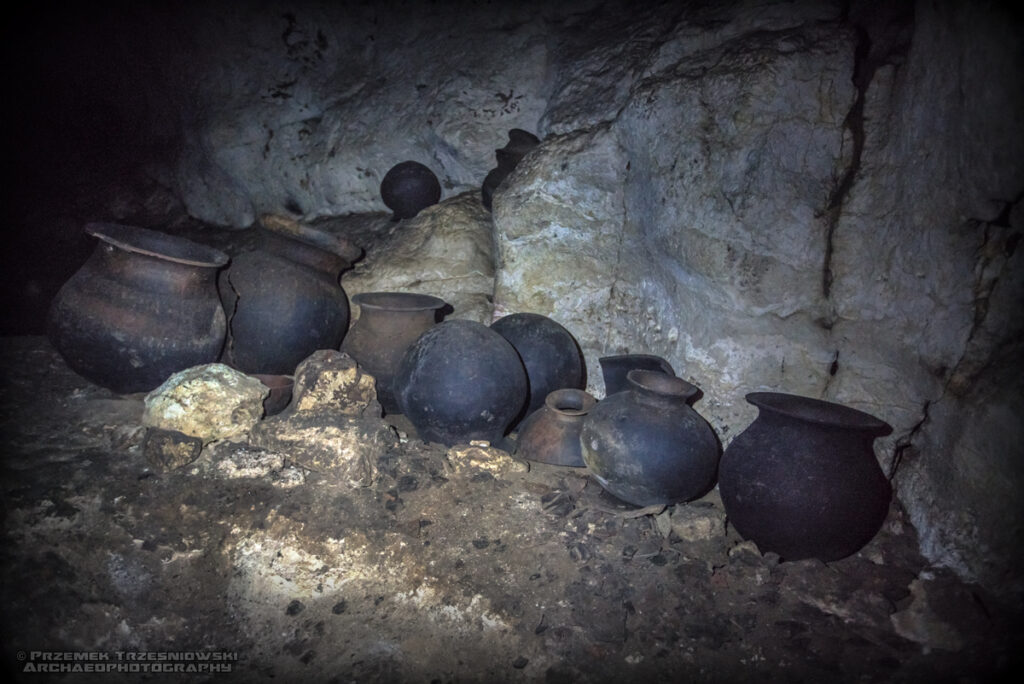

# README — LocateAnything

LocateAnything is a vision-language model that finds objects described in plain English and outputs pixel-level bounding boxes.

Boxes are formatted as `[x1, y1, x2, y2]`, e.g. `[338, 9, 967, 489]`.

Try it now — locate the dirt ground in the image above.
[1, 336, 1021, 683]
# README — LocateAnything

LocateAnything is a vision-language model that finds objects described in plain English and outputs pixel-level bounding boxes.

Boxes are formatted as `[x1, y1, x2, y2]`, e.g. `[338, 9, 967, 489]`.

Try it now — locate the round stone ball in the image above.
[380, 161, 442, 219]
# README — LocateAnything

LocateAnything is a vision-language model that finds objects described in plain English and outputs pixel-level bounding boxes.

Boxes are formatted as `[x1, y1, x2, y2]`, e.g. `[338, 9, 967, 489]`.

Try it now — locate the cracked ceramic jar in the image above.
[581, 370, 719, 506]
[515, 388, 596, 467]
[341, 291, 447, 414]
[47, 222, 229, 394]
[380, 161, 442, 219]
[393, 319, 527, 446]
[491, 312, 585, 428]
[219, 217, 361, 376]
[718, 392, 893, 562]
[598, 353, 675, 396]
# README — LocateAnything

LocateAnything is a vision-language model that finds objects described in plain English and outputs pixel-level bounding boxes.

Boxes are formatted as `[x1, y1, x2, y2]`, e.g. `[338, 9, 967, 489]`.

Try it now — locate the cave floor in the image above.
[1, 336, 1020, 684]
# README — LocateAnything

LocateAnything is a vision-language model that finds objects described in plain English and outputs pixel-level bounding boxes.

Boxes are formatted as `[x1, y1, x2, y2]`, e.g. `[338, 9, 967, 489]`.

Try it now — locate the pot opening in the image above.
[546, 388, 596, 416]
[746, 392, 892, 435]
[353, 292, 447, 312]
[87, 223, 229, 268]
[626, 369, 698, 400]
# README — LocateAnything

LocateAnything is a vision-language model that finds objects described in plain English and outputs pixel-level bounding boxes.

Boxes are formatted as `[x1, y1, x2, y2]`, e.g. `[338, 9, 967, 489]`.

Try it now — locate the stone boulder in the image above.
[342, 191, 496, 324]
[142, 364, 267, 444]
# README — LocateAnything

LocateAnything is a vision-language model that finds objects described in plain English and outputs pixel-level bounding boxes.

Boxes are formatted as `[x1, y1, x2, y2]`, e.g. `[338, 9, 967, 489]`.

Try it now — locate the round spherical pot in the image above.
[341, 291, 448, 414]
[718, 392, 892, 562]
[393, 319, 528, 446]
[515, 388, 597, 467]
[581, 370, 719, 506]
[380, 161, 442, 219]
[598, 353, 675, 396]
[47, 223, 229, 394]
[219, 221, 359, 376]
[491, 312, 585, 427]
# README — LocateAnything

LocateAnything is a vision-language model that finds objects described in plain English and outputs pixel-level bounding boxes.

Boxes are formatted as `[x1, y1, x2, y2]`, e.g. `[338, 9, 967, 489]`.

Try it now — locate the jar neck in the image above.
[626, 370, 698, 408]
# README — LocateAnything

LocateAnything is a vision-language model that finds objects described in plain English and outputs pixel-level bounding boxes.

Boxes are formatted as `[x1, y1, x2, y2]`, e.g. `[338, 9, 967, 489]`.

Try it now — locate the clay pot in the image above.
[341, 291, 448, 414]
[219, 217, 360, 376]
[581, 370, 719, 506]
[47, 222, 229, 394]
[393, 319, 528, 446]
[599, 353, 675, 396]
[481, 129, 540, 210]
[253, 374, 294, 416]
[491, 312, 585, 427]
[380, 161, 442, 219]
[515, 389, 596, 467]
[718, 392, 893, 562]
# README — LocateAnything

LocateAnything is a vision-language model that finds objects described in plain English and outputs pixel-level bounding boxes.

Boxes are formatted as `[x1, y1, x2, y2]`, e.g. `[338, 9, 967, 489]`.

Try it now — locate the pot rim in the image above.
[626, 369, 698, 400]
[746, 391, 892, 435]
[259, 214, 363, 264]
[86, 222, 229, 268]
[544, 388, 597, 416]
[353, 291, 448, 312]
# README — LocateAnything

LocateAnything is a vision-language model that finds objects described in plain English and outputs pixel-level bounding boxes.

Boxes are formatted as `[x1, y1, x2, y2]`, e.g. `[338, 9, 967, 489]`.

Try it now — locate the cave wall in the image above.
[13, 1, 1024, 595]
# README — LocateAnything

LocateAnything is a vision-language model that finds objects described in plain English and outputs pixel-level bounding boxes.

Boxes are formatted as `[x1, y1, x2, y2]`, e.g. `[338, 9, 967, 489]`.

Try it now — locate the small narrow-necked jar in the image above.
[516, 388, 597, 467]
[581, 370, 719, 506]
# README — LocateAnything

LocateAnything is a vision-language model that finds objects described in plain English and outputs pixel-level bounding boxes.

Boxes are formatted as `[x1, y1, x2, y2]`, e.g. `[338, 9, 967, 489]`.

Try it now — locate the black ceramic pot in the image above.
[581, 370, 719, 506]
[380, 161, 442, 219]
[718, 392, 893, 562]
[481, 129, 540, 210]
[599, 353, 675, 396]
[219, 219, 360, 376]
[342, 291, 448, 414]
[47, 223, 229, 394]
[515, 388, 596, 467]
[393, 319, 528, 446]
[491, 312, 585, 427]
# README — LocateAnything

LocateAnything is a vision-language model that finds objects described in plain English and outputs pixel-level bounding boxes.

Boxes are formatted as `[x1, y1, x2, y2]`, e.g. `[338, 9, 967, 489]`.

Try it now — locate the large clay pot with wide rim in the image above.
[581, 370, 719, 506]
[47, 222, 230, 394]
[219, 217, 361, 376]
[718, 392, 893, 562]
[393, 319, 527, 446]
[341, 291, 447, 414]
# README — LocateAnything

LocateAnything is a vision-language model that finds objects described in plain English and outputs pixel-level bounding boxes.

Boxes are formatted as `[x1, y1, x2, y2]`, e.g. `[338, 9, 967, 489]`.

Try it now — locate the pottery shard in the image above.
[290, 350, 380, 416]
[142, 363, 267, 444]
[249, 411, 394, 488]
[446, 444, 528, 478]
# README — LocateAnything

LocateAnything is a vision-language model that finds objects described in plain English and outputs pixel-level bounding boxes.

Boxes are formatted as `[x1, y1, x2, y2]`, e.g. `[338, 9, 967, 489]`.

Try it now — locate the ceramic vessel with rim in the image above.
[47, 222, 229, 394]
[515, 388, 596, 467]
[342, 291, 447, 414]
[718, 392, 893, 562]
[581, 369, 719, 506]
[598, 353, 675, 396]
[219, 217, 360, 376]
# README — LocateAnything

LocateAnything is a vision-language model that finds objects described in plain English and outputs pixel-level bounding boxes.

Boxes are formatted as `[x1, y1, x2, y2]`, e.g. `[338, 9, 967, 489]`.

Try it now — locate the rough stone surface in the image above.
[1, 337, 1022, 682]
[142, 427, 204, 472]
[446, 444, 529, 478]
[290, 350, 379, 416]
[142, 363, 267, 444]
[342, 191, 496, 324]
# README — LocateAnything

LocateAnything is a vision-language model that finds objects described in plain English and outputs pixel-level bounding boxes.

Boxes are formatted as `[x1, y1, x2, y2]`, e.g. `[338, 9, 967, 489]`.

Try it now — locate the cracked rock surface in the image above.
[2, 337, 1022, 682]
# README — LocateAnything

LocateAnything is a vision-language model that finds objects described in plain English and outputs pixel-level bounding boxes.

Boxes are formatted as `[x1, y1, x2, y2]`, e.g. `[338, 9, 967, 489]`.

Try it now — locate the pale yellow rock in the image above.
[142, 364, 267, 444]
[290, 350, 379, 416]
[446, 444, 528, 477]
